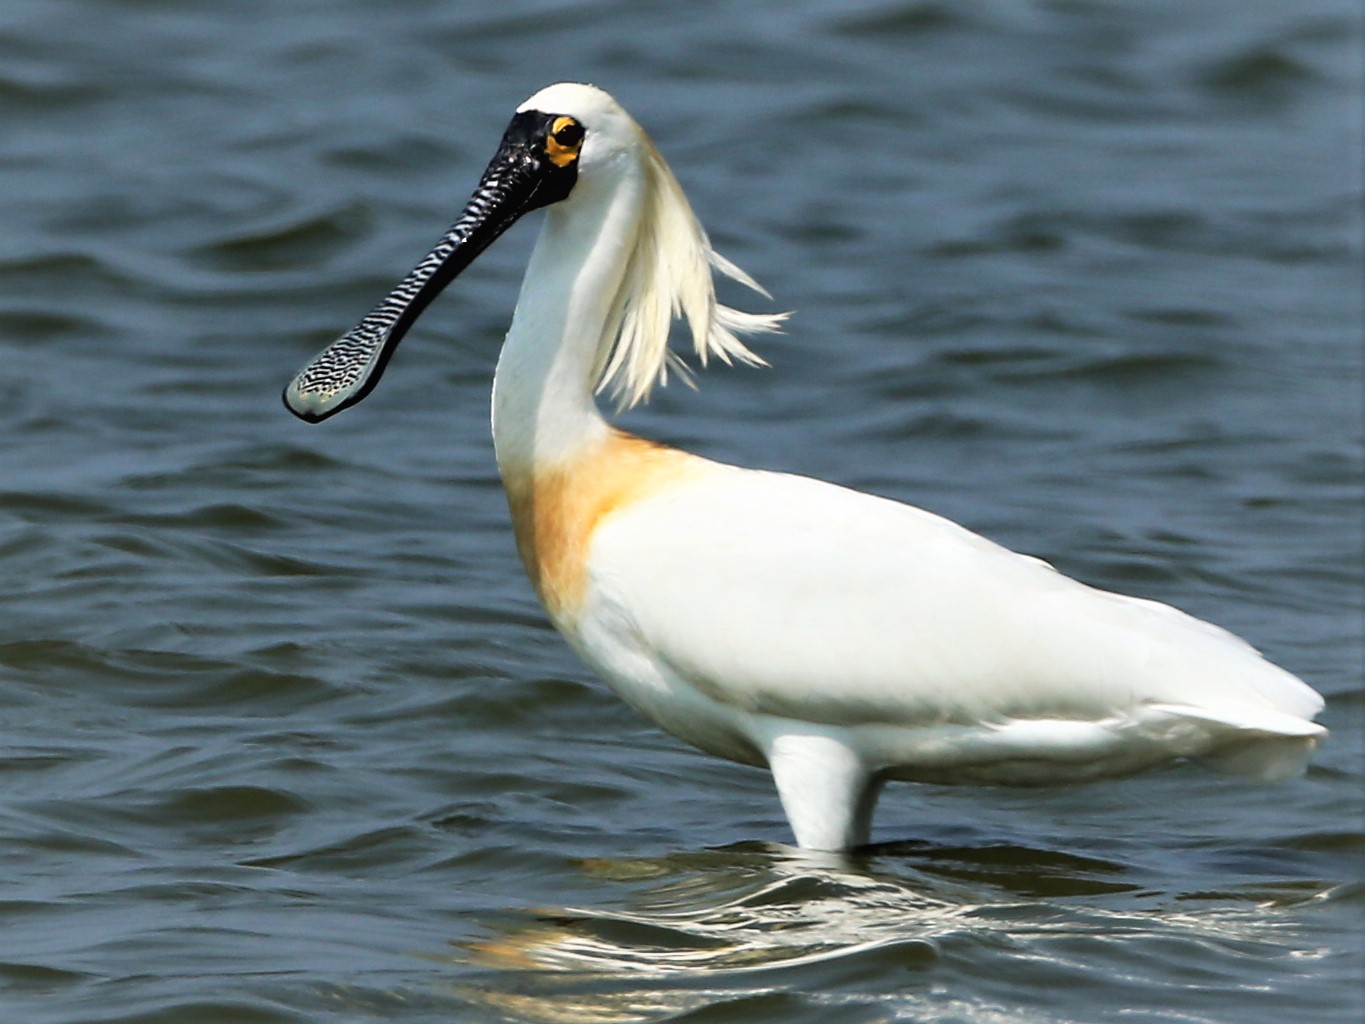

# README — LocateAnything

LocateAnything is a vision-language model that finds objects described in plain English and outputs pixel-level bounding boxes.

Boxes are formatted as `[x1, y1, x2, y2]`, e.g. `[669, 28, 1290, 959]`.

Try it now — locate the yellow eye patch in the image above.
[545, 116, 585, 167]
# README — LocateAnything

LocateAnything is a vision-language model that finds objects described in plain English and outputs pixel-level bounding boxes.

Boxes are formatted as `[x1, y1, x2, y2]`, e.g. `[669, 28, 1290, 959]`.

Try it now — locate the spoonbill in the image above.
[284, 83, 1325, 851]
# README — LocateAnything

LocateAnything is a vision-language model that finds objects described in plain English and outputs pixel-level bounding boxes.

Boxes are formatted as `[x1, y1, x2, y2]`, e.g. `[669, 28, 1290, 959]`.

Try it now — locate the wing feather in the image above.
[587, 465, 1323, 735]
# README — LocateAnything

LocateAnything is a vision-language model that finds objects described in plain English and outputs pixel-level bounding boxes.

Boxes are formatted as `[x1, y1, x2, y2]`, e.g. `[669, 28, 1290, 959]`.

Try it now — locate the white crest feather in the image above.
[593, 134, 788, 408]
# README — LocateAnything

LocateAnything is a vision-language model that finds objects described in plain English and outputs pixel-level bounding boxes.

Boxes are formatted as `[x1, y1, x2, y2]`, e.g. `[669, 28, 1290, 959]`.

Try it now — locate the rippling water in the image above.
[2, 1, 1361, 1022]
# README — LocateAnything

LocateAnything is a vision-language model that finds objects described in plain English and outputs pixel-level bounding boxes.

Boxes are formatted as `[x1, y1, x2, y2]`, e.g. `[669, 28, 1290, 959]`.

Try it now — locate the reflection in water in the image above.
[456, 842, 1331, 1023]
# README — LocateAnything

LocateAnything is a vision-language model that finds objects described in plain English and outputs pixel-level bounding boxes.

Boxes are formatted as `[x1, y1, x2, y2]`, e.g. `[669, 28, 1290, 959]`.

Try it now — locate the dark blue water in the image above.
[1, 2, 1361, 1022]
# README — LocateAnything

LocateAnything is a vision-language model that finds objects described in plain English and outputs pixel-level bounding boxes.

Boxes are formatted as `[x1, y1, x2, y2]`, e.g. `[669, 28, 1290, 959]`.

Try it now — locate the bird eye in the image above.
[551, 117, 584, 148]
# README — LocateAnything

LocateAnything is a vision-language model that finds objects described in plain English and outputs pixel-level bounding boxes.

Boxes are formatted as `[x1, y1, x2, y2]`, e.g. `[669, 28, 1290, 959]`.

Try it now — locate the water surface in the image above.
[1, 2, 1361, 1022]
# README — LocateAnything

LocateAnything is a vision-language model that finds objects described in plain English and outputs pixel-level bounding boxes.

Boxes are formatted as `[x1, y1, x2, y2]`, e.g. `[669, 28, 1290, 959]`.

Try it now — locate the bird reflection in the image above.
[471, 844, 949, 974]
[459, 843, 943, 1022]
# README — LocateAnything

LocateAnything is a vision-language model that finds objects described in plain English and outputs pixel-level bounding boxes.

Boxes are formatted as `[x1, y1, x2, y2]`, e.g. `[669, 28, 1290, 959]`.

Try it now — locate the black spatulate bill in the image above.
[283, 109, 580, 423]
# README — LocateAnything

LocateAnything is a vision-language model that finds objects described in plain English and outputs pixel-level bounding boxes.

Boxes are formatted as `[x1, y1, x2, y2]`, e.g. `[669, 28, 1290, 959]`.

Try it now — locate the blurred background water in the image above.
[1, 1, 1361, 1022]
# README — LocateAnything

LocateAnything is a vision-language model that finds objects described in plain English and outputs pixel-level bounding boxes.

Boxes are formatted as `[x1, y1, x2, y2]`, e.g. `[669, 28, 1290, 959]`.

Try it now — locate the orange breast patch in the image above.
[502, 430, 704, 623]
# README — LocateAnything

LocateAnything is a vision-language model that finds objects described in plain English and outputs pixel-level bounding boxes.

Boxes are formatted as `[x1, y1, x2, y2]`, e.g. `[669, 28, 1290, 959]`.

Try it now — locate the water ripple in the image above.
[458, 841, 1352, 1023]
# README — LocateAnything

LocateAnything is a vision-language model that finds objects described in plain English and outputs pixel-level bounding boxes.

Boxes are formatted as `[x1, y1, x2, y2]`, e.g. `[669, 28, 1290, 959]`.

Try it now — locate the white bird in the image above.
[285, 83, 1326, 852]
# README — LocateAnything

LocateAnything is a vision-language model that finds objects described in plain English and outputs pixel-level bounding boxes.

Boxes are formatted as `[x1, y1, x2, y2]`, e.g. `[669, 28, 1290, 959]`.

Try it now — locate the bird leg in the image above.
[763, 729, 883, 851]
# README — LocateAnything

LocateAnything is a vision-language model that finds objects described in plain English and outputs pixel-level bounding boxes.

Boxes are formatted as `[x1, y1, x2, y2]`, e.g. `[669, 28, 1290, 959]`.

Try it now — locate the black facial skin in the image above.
[481, 110, 582, 219]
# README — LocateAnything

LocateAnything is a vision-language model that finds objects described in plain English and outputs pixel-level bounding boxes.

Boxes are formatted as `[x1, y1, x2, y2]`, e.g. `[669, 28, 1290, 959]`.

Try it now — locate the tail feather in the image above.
[1145, 701, 1326, 781]
[1204, 735, 1322, 781]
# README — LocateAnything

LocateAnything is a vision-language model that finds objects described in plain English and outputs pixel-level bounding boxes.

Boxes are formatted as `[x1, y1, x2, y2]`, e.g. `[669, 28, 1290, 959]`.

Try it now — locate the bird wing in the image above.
[585, 463, 1323, 735]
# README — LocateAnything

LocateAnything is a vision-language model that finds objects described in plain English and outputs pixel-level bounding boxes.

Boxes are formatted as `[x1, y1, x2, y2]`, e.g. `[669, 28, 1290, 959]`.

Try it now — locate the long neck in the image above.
[491, 165, 643, 474]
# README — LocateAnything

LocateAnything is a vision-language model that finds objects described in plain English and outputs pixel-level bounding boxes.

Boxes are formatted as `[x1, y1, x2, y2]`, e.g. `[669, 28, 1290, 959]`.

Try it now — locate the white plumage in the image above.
[580, 462, 1323, 848]
[288, 82, 1326, 852]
